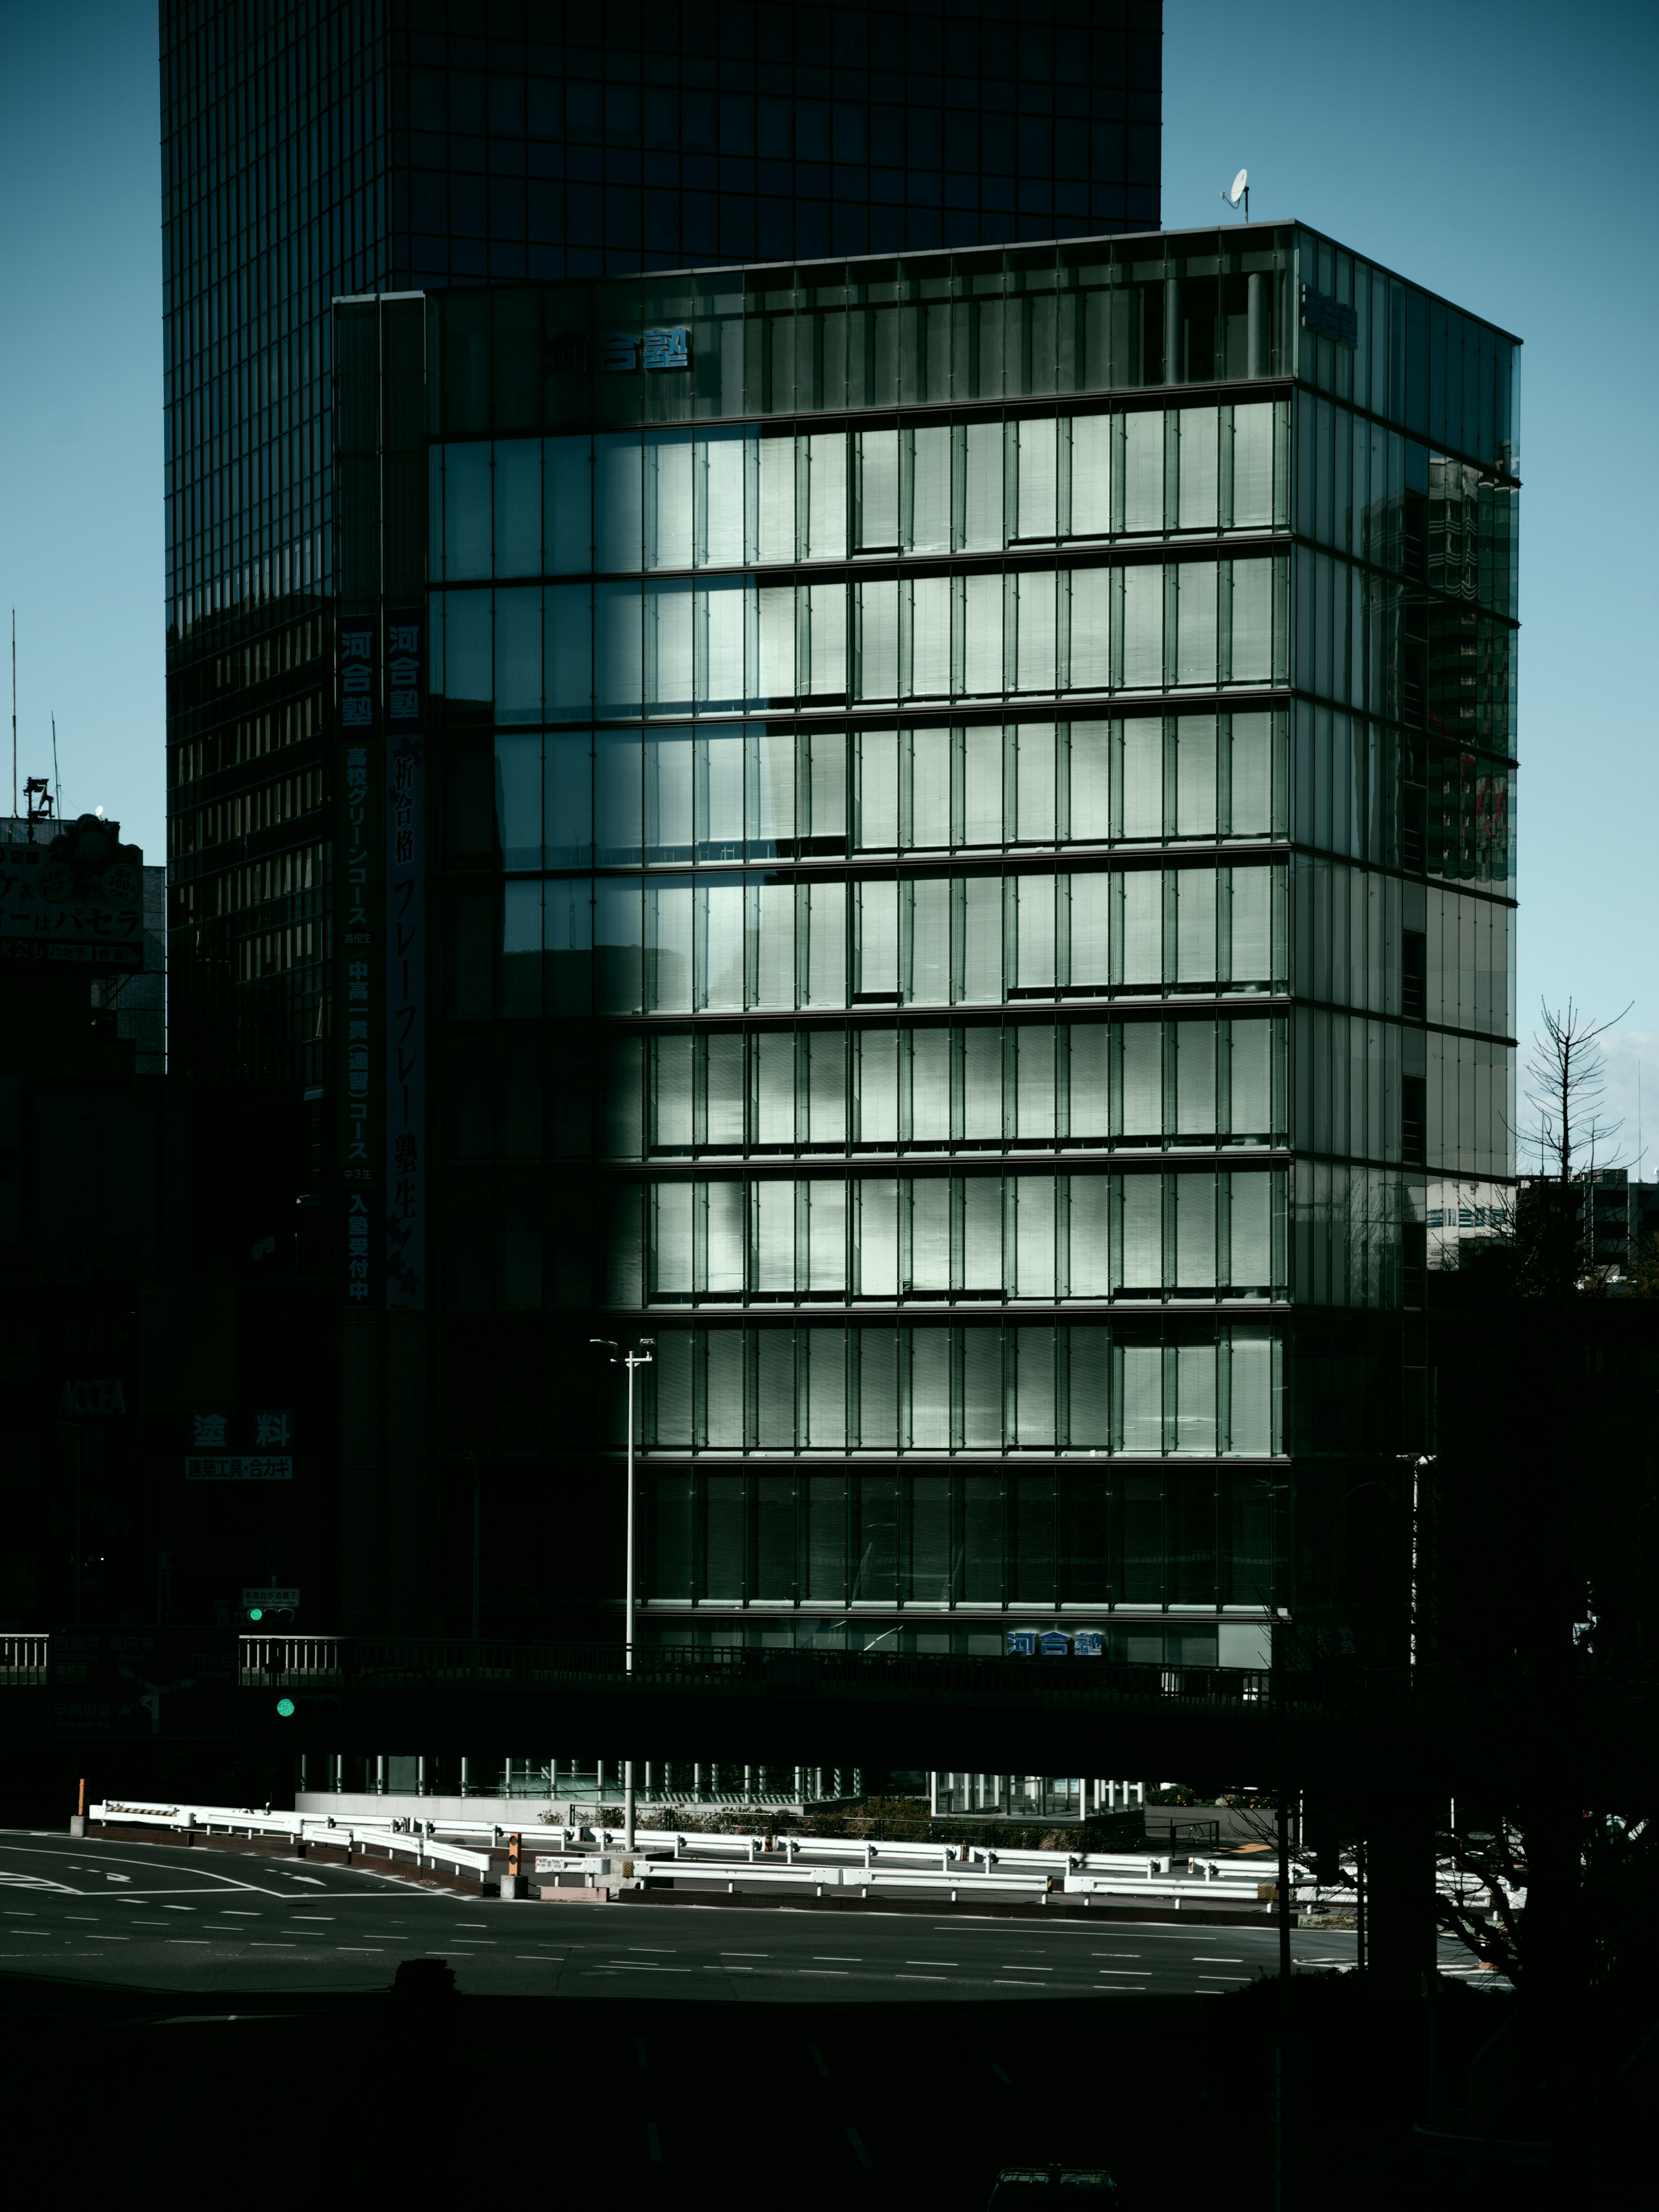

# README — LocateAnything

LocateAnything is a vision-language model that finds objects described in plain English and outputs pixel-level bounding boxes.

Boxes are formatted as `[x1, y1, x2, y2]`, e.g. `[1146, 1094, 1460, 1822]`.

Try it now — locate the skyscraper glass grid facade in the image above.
[160, 0, 1163, 1090]
[335, 221, 1519, 1654]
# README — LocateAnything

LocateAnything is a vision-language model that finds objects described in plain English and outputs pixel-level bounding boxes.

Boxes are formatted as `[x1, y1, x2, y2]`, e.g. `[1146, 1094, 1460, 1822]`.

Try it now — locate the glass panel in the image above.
[444, 442, 492, 579]
[1014, 419, 1058, 539]
[1177, 409, 1218, 530]
[1123, 412, 1164, 532]
[699, 427, 747, 566]
[495, 732, 540, 870]
[494, 439, 542, 575]
[1069, 720, 1111, 840]
[1119, 1179, 1161, 1289]
[544, 582, 592, 720]
[1175, 715, 1217, 836]
[758, 433, 796, 562]
[806, 430, 847, 559]
[961, 573, 1005, 695]
[645, 877, 693, 1011]
[594, 433, 643, 571]
[1121, 871, 1161, 985]
[1121, 566, 1163, 687]
[910, 577, 952, 699]
[1069, 413, 1111, 535]
[908, 424, 952, 553]
[644, 431, 693, 570]
[856, 428, 900, 550]
[545, 435, 592, 574]
[961, 420, 1005, 550]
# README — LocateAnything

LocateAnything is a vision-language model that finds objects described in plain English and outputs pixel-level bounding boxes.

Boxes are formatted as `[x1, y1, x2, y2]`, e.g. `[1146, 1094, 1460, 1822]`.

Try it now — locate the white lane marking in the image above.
[996, 1964, 1053, 1971]
[895, 1974, 947, 1982]
[814, 1956, 860, 1962]
[1096, 1969, 1151, 1977]
[800, 1969, 849, 1977]
[86, 1934, 130, 1942]
[249, 1942, 297, 1949]
[167, 1939, 210, 1945]
[906, 1960, 958, 1967]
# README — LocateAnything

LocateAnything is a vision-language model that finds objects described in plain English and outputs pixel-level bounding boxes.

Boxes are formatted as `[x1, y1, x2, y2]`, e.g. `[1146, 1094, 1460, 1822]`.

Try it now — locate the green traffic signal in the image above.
[276, 1697, 296, 1717]
[247, 1606, 264, 1622]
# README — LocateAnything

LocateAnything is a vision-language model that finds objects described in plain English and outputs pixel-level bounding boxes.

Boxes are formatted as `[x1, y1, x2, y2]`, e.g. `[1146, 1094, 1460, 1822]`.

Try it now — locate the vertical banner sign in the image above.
[384, 608, 426, 1307]
[337, 616, 379, 1306]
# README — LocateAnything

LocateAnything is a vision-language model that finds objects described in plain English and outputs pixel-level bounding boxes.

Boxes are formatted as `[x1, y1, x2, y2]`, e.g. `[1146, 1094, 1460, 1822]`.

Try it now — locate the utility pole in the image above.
[467, 1451, 480, 1645]
[64, 1423, 84, 1625]
[11, 610, 17, 820]
[591, 1337, 653, 1853]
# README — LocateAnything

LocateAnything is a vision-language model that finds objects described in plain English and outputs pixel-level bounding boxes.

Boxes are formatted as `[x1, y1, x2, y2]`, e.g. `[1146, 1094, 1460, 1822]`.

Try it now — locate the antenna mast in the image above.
[10, 610, 15, 820]
[51, 712, 61, 820]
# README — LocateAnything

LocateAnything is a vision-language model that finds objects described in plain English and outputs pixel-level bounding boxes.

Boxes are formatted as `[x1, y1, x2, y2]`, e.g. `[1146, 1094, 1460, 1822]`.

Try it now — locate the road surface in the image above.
[0, 1828, 1491, 1999]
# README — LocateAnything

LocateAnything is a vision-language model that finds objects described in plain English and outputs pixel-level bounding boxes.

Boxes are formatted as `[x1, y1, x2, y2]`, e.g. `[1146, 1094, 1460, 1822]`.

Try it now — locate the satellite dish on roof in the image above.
[1222, 168, 1249, 219]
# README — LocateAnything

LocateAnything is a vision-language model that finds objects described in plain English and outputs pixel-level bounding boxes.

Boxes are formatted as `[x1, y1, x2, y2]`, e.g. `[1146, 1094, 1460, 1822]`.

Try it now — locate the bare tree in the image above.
[1524, 998, 1630, 1183]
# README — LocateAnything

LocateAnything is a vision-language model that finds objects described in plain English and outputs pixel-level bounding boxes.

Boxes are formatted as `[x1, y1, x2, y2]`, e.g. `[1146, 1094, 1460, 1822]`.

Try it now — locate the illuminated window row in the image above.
[453, 862, 1286, 1017]
[618, 1166, 1287, 1303]
[430, 556, 1289, 720]
[638, 1321, 1282, 1457]
[430, 404, 1289, 580]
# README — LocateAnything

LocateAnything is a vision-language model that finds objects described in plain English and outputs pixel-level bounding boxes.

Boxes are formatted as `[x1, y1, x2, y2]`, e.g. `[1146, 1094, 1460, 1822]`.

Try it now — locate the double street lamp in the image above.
[591, 1337, 653, 1852]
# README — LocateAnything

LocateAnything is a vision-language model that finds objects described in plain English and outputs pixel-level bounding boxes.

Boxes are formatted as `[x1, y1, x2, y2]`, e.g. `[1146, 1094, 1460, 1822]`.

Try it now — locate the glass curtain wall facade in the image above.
[337, 223, 1520, 1655]
[162, 0, 1161, 1091]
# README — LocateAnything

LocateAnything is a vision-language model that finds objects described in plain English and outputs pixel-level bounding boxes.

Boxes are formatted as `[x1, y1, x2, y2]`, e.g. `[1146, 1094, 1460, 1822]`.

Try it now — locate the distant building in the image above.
[91, 865, 166, 1076]
[1, 821, 163, 1074]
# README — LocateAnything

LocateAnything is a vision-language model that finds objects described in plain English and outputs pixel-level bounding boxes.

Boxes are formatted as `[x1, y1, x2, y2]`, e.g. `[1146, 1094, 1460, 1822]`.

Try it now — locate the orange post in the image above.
[77, 1778, 86, 1818]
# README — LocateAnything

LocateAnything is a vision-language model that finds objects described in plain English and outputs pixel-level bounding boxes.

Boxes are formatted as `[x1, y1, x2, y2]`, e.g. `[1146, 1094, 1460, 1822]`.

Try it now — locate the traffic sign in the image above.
[241, 1588, 300, 1610]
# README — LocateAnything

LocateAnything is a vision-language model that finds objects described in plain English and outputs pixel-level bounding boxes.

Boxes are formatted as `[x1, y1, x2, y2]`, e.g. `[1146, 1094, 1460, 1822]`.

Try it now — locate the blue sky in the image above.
[2, 1, 1655, 1163]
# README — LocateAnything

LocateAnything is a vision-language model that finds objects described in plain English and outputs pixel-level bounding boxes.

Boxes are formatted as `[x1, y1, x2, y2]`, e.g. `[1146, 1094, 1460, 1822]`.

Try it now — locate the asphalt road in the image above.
[0, 1829, 1491, 2000]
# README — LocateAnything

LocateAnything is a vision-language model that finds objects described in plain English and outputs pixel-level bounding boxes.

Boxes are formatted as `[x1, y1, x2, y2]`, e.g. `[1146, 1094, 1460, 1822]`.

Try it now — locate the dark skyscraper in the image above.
[162, 3, 1163, 1090]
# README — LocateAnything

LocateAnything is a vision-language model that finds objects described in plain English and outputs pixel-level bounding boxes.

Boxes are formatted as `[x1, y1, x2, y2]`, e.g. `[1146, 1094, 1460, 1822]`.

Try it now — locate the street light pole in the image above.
[66, 1423, 83, 1626]
[591, 1338, 653, 1853]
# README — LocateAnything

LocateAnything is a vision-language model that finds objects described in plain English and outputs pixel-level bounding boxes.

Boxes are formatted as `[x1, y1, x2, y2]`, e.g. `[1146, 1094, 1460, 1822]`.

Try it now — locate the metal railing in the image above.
[89, 1800, 493, 1880]
[1, 1631, 1409, 1723]
[230, 1634, 1289, 1713]
[0, 1634, 49, 1685]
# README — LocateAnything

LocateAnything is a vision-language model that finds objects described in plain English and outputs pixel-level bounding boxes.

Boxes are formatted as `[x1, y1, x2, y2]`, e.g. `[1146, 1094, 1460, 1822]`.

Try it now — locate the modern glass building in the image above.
[160, 0, 1163, 1087]
[333, 223, 1519, 1657]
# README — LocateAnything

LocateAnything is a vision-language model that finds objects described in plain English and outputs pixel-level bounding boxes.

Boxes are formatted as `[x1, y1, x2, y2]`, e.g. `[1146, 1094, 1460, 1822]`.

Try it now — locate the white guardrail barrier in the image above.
[90, 1802, 494, 1881]
[89, 1801, 1522, 1915]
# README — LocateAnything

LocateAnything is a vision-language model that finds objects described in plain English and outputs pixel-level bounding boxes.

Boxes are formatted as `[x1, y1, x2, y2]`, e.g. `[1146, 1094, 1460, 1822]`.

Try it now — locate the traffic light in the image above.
[241, 1597, 298, 1627]
[272, 1691, 342, 1737]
